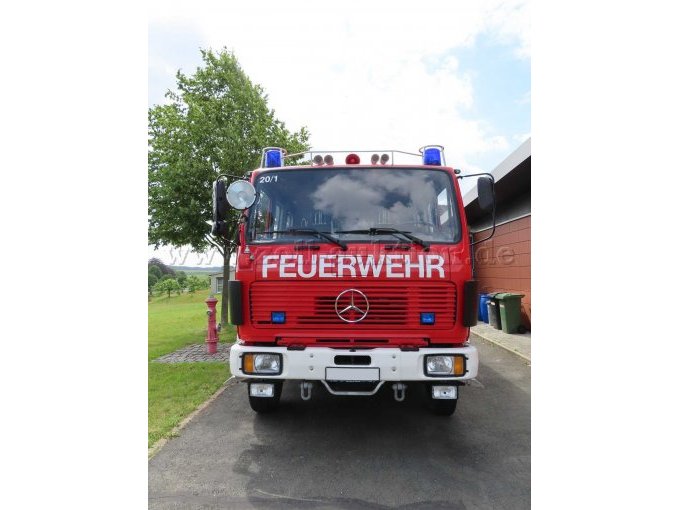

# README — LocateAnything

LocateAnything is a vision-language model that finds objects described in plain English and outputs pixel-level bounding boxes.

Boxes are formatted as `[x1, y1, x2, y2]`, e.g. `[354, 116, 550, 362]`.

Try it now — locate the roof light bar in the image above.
[345, 154, 360, 164]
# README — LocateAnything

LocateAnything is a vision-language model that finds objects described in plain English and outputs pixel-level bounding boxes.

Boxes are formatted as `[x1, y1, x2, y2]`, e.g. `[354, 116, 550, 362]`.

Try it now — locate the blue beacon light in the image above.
[422, 147, 442, 166]
[264, 149, 283, 168]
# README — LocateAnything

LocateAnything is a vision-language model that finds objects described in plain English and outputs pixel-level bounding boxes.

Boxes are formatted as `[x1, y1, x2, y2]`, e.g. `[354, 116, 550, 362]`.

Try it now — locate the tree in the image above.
[154, 278, 180, 298]
[148, 48, 310, 325]
[148, 265, 162, 279]
[186, 275, 204, 294]
[175, 271, 187, 287]
[148, 258, 175, 276]
[148, 273, 158, 292]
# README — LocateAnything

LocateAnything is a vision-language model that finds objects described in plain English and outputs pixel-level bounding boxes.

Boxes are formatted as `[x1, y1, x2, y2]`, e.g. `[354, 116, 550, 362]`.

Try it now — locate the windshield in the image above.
[247, 167, 461, 244]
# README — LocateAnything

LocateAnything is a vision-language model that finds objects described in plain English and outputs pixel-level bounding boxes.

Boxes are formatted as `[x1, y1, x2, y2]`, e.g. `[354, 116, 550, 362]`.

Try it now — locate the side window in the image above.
[250, 191, 272, 237]
[437, 188, 451, 225]
[436, 186, 459, 240]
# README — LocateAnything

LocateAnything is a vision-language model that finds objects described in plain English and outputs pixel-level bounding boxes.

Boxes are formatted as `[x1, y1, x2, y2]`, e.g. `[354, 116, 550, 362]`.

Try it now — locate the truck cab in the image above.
[215, 146, 493, 415]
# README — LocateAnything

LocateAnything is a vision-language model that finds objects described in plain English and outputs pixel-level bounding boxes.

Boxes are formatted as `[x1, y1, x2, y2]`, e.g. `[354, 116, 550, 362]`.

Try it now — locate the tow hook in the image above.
[300, 381, 313, 401]
[392, 383, 407, 402]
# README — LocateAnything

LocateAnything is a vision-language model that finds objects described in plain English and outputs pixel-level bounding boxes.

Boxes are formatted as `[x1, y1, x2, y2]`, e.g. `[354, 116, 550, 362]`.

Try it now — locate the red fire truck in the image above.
[212, 146, 495, 415]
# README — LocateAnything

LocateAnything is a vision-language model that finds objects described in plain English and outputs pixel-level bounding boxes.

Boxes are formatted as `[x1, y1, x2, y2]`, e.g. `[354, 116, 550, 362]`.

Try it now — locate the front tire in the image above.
[248, 381, 283, 413]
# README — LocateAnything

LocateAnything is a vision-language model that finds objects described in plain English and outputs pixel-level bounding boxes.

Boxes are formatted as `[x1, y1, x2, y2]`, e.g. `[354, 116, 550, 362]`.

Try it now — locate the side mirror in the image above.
[226, 180, 256, 210]
[477, 176, 494, 213]
[212, 180, 229, 222]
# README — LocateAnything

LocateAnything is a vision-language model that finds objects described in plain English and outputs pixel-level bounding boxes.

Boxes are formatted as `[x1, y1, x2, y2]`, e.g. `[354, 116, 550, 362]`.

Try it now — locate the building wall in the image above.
[472, 215, 531, 328]
[210, 270, 235, 295]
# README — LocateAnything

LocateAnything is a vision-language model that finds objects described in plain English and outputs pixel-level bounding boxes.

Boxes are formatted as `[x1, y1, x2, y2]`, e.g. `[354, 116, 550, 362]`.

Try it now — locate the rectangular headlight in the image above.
[425, 355, 466, 376]
[242, 353, 282, 375]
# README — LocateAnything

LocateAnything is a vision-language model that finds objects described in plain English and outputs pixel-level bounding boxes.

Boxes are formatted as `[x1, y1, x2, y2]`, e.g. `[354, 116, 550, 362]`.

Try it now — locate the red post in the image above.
[205, 296, 219, 354]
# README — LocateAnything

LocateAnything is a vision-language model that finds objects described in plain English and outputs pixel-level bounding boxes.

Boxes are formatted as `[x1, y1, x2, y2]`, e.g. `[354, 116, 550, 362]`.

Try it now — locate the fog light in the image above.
[432, 385, 457, 399]
[425, 355, 466, 376]
[243, 353, 282, 375]
[250, 383, 275, 398]
[271, 311, 286, 324]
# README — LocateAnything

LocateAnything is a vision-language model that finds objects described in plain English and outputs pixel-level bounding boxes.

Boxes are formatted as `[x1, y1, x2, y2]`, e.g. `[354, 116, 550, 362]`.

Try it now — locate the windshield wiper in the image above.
[336, 228, 430, 251]
[261, 229, 347, 250]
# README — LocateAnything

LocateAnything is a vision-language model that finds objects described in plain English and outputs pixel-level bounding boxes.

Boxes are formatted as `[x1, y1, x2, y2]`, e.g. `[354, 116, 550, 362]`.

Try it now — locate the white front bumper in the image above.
[229, 342, 478, 381]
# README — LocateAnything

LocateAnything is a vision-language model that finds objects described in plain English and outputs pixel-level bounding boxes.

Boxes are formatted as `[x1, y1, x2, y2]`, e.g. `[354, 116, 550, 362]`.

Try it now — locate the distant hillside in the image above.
[170, 266, 223, 273]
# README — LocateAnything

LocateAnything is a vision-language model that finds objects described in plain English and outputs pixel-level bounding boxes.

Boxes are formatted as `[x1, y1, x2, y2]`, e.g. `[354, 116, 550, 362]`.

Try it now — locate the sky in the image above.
[148, 0, 530, 266]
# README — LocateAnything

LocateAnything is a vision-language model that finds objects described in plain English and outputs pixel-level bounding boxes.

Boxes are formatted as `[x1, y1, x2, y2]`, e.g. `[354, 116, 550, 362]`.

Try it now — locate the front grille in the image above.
[249, 281, 456, 329]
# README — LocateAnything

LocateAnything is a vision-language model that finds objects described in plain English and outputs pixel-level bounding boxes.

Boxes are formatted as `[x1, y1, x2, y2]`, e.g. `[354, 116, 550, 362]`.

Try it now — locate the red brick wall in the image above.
[472, 215, 531, 328]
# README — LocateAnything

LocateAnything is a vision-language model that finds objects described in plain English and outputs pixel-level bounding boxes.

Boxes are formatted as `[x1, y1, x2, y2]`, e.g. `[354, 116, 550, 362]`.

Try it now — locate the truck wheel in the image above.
[427, 384, 458, 416]
[248, 381, 283, 413]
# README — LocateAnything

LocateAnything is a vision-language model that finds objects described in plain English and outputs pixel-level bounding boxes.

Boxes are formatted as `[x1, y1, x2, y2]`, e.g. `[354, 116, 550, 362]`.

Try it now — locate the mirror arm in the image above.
[456, 171, 495, 181]
[470, 203, 496, 246]
[457, 172, 497, 247]
[217, 173, 245, 181]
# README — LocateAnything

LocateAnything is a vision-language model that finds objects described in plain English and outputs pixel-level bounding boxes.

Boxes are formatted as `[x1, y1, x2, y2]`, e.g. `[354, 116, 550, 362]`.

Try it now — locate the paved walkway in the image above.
[470, 322, 531, 361]
[153, 343, 233, 363]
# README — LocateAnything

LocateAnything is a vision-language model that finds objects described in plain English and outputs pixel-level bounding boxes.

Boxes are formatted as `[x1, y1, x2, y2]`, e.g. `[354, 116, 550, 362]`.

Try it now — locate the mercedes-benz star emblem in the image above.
[335, 289, 370, 323]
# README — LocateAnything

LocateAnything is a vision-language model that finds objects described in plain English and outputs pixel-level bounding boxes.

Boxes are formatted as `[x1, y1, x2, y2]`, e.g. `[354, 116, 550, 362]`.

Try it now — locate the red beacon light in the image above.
[345, 153, 361, 164]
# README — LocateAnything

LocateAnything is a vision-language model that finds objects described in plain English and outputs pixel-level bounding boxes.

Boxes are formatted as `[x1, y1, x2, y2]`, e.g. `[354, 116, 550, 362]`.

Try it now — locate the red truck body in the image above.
[224, 149, 484, 415]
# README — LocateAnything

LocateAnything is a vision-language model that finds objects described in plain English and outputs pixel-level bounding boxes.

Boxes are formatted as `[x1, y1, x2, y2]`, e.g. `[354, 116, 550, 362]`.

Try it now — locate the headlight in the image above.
[425, 355, 466, 376]
[242, 353, 282, 375]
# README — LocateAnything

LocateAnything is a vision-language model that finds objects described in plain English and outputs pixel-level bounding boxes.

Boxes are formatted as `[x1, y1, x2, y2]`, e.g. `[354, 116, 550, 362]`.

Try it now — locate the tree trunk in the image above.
[220, 242, 232, 327]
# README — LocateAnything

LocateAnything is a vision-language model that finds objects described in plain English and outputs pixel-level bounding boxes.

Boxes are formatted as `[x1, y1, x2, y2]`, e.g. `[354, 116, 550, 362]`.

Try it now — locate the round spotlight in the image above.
[324, 154, 334, 165]
[345, 153, 360, 164]
[313, 155, 323, 165]
[226, 180, 257, 210]
[380, 153, 390, 165]
[371, 154, 379, 165]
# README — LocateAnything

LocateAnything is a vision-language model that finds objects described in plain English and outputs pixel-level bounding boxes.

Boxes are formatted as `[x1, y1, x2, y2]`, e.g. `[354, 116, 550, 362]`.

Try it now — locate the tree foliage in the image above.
[186, 275, 210, 294]
[148, 265, 162, 279]
[148, 48, 310, 324]
[154, 278, 181, 298]
[175, 271, 187, 285]
[148, 258, 175, 276]
[148, 48, 310, 253]
[148, 274, 159, 292]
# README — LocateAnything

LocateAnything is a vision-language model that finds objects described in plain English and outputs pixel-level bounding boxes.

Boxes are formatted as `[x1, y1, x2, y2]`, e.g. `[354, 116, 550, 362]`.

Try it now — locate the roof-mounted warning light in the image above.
[262, 147, 284, 168]
[324, 154, 334, 165]
[371, 154, 380, 165]
[420, 145, 445, 166]
[380, 153, 389, 165]
[345, 153, 360, 164]
[313, 155, 323, 166]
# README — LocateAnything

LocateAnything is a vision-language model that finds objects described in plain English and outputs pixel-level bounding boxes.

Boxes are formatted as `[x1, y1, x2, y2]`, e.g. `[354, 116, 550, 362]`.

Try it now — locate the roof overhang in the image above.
[463, 137, 531, 207]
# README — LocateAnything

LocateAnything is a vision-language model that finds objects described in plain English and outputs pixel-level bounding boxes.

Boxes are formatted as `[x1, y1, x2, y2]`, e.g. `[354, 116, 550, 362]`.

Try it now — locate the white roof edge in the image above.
[463, 137, 531, 206]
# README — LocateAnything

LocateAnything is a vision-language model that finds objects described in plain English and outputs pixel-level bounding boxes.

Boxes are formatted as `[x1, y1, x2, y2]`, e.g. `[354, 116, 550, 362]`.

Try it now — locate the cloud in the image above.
[148, 0, 529, 263]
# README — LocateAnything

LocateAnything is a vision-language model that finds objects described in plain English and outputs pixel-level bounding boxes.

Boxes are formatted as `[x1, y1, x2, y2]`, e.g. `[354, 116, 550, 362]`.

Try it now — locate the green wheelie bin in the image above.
[496, 293, 526, 334]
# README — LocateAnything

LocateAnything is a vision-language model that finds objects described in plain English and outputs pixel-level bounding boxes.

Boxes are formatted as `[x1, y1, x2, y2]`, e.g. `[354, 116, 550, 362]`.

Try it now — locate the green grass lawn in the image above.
[148, 290, 233, 448]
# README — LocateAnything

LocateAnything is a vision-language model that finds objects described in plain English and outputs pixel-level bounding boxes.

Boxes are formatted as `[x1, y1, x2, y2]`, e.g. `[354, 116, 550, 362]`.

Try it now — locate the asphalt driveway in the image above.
[149, 338, 530, 509]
